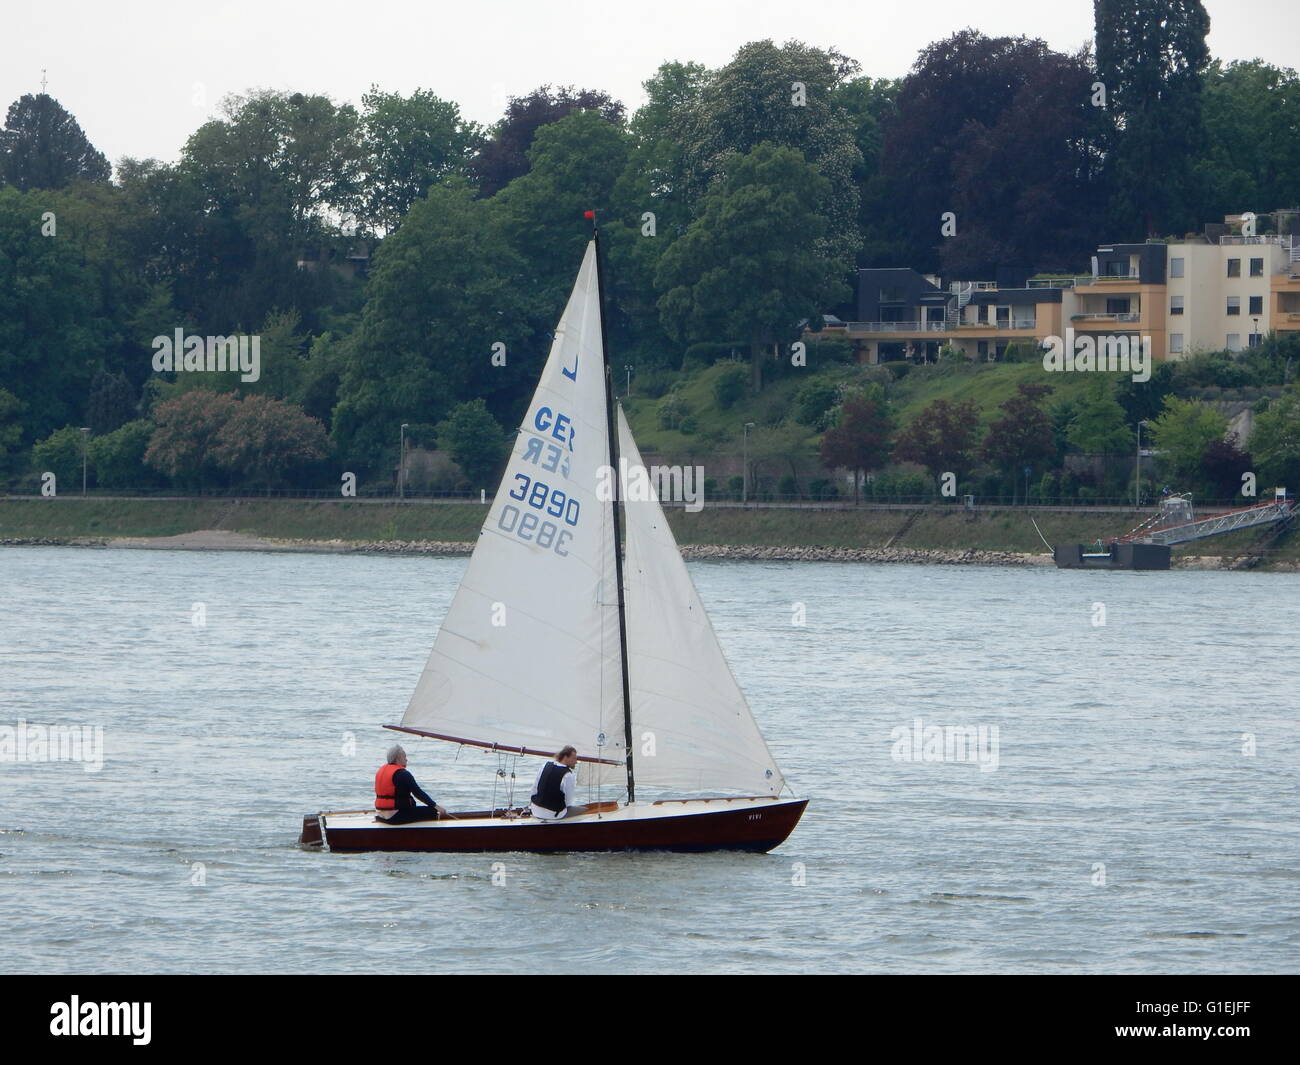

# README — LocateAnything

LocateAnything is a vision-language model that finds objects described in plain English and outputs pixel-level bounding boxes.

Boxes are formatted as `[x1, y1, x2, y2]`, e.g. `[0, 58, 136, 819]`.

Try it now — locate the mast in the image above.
[589, 214, 636, 803]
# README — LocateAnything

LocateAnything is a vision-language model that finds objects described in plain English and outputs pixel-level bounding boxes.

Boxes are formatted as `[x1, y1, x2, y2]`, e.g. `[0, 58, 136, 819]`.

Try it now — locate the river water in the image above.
[1, 546, 1297, 974]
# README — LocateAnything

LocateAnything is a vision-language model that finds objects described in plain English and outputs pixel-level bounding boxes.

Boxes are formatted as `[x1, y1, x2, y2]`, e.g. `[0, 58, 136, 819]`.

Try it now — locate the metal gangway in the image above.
[1113, 492, 1295, 547]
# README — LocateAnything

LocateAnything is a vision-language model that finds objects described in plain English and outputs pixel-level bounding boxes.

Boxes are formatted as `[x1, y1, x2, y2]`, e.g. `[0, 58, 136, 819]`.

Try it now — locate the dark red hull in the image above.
[308, 799, 808, 854]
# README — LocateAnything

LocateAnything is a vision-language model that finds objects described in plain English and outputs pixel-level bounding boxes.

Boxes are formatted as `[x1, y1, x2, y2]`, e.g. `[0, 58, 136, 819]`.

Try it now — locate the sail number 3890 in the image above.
[499, 474, 579, 556]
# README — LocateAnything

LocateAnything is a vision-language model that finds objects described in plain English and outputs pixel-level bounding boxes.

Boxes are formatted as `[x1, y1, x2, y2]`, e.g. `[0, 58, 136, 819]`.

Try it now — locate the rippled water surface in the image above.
[2, 546, 1297, 973]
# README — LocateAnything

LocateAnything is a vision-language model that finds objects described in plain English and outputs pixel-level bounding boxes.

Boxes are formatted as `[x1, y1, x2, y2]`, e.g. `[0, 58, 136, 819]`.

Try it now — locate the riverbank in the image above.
[3, 497, 1297, 569]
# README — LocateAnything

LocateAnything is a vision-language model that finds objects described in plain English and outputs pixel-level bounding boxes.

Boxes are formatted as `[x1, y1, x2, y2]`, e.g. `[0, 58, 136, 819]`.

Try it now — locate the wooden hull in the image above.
[302, 796, 808, 854]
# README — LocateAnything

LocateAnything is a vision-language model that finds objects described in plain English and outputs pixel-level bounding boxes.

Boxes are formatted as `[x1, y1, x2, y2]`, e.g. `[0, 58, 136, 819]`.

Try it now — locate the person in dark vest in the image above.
[374, 744, 447, 824]
[529, 745, 588, 820]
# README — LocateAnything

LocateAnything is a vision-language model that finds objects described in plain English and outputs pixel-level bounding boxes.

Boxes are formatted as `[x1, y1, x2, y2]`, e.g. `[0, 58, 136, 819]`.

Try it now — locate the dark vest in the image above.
[532, 762, 572, 813]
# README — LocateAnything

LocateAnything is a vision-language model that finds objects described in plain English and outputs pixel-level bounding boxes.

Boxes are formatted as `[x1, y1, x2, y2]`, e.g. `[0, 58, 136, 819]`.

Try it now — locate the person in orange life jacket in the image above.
[529, 745, 588, 820]
[374, 744, 448, 824]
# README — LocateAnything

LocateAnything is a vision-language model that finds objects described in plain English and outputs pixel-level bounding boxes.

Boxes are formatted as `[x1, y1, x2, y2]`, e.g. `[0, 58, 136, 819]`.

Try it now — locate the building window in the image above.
[1170, 257, 1185, 277]
[1249, 333, 1263, 347]
[1227, 334, 1242, 351]
[1227, 259, 1241, 277]
[1170, 295, 1184, 315]
[1170, 334, 1184, 354]
[1106, 297, 1131, 315]
[977, 340, 988, 357]
[1250, 257, 1264, 277]
[1249, 295, 1263, 315]
[1227, 296, 1240, 315]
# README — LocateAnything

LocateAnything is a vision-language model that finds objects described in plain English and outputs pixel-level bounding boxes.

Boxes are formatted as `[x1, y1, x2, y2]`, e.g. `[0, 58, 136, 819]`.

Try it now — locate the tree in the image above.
[1147, 396, 1227, 487]
[883, 30, 1104, 272]
[357, 87, 482, 233]
[144, 390, 241, 489]
[0, 94, 110, 190]
[470, 85, 624, 197]
[981, 383, 1056, 502]
[30, 425, 89, 490]
[1095, 0, 1211, 236]
[1249, 392, 1300, 493]
[0, 388, 24, 484]
[0, 186, 105, 440]
[436, 399, 507, 488]
[86, 370, 137, 436]
[1201, 435, 1252, 501]
[655, 143, 849, 389]
[211, 394, 330, 488]
[895, 398, 982, 482]
[819, 388, 893, 503]
[493, 111, 630, 313]
[88, 419, 163, 491]
[1065, 379, 1133, 454]
[331, 183, 531, 474]
[676, 40, 864, 267]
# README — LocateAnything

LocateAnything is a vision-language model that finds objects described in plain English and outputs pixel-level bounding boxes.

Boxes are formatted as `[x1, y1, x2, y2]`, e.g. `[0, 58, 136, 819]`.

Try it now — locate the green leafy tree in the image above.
[793, 379, 840, 428]
[1249, 392, 1300, 493]
[30, 425, 90, 491]
[470, 85, 624, 197]
[357, 87, 482, 232]
[676, 40, 864, 267]
[0, 94, 110, 190]
[0, 388, 24, 483]
[436, 399, 507, 489]
[1094, 0, 1211, 235]
[88, 419, 162, 491]
[712, 364, 748, 409]
[1147, 396, 1227, 487]
[1198, 61, 1300, 220]
[819, 387, 893, 503]
[1066, 379, 1133, 454]
[655, 143, 849, 389]
[0, 186, 104, 439]
[86, 370, 137, 435]
[331, 182, 530, 474]
[894, 398, 982, 482]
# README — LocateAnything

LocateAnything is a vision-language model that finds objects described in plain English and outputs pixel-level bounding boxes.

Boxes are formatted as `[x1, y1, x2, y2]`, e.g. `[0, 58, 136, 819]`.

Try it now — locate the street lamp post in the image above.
[742, 422, 755, 504]
[1135, 420, 1147, 508]
[399, 423, 409, 500]
[625, 365, 632, 397]
[1252, 316, 1261, 347]
[80, 427, 90, 495]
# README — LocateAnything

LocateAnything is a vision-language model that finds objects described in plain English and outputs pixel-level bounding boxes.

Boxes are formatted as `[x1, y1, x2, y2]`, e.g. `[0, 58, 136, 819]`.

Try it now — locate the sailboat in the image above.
[300, 230, 807, 853]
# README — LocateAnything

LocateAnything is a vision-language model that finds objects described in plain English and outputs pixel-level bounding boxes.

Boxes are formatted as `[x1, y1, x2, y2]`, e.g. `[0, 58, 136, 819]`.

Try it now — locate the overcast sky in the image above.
[9, 0, 1300, 167]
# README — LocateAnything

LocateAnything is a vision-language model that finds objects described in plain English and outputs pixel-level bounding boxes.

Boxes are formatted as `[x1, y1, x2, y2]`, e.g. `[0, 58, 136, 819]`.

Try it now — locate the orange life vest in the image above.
[375, 763, 402, 809]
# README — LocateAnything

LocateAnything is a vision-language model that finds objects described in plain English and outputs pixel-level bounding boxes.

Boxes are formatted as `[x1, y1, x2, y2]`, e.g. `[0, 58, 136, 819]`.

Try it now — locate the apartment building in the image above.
[834, 213, 1300, 364]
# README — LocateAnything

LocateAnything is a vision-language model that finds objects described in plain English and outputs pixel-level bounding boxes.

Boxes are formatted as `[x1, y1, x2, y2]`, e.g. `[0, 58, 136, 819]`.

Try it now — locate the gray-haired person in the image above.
[374, 744, 448, 824]
[529, 745, 589, 820]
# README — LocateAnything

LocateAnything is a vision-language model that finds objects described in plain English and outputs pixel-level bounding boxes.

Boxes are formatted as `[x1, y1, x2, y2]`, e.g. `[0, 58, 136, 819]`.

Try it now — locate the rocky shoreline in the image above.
[4, 532, 1298, 570]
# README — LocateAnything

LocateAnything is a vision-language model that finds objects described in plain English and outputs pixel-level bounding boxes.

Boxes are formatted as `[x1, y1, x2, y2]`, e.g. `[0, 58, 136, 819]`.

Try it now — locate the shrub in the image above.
[712, 364, 748, 409]
[794, 379, 839, 427]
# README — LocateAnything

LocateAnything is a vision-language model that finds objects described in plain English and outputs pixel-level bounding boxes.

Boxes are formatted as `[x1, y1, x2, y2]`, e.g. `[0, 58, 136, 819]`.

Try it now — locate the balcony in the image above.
[845, 321, 951, 333]
[959, 318, 1038, 330]
[1026, 278, 1087, 289]
[1072, 312, 1141, 323]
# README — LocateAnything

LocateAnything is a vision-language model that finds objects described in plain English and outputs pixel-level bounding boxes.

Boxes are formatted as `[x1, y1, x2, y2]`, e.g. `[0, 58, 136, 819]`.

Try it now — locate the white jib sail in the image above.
[618, 407, 786, 797]
[400, 242, 626, 774]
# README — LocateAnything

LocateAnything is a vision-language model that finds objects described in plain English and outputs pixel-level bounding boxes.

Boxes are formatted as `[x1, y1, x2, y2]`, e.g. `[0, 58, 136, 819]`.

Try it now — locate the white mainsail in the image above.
[399, 242, 626, 770]
[618, 407, 786, 797]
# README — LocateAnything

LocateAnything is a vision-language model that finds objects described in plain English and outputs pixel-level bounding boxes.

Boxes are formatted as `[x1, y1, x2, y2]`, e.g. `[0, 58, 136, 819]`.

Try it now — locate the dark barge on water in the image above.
[1053, 542, 1171, 570]
[1052, 493, 1294, 571]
